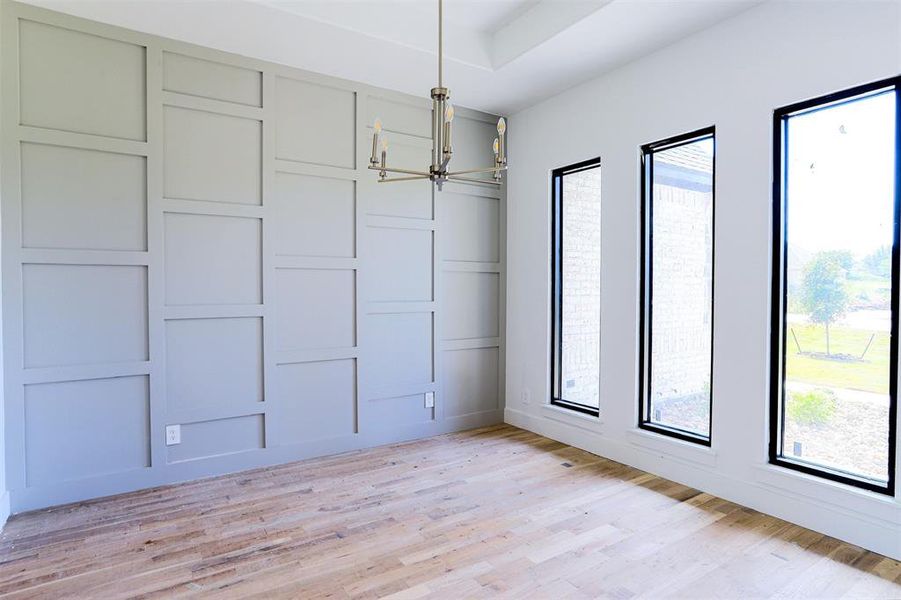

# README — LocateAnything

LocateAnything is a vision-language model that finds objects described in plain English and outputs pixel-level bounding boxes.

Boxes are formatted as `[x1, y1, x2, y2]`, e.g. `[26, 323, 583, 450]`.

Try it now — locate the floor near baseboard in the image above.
[0, 424, 898, 598]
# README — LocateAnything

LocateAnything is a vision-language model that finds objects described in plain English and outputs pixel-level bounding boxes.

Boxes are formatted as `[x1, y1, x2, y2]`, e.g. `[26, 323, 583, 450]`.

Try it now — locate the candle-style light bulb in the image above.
[381, 136, 389, 151]
[496, 118, 506, 164]
[443, 103, 454, 155]
[371, 118, 383, 165]
[493, 137, 499, 156]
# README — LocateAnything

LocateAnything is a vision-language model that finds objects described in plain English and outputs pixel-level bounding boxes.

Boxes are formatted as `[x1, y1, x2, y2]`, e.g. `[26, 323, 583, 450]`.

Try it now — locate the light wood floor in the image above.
[0, 425, 898, 599]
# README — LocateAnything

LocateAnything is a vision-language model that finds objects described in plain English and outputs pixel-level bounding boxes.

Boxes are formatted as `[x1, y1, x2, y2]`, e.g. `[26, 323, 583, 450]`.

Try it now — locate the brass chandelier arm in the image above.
[367, 165, 432, 177]
[446, 165, 508, 177]
[377, 175, 431, 183]
[445, 175, 502, 186]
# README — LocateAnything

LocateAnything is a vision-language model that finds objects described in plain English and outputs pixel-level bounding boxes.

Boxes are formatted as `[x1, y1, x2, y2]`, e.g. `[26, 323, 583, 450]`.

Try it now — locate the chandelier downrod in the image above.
[438, 0, 443, 89]
[367, 0, 507, 189]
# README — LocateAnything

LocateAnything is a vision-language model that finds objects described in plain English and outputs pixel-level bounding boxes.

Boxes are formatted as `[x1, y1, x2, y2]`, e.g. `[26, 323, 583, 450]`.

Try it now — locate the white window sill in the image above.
[626, 428, 718, 467]
[540, 402, 603, 429]
[754, 464, 901, 525]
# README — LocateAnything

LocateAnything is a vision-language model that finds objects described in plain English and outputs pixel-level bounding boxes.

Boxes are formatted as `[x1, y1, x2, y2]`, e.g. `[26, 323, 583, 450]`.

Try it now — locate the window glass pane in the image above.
[646, 134, 714, 439]
[780, 90, 895, 483]
[553, 163, 601, 412]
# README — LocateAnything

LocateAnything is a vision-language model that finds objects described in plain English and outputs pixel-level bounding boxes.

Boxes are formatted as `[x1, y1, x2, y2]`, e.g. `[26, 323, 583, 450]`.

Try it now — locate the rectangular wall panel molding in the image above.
[23, 264, 149, 368]
[0, 0, 505, 513]
[275, 76, 356, 169]
[275, 267, 356, 351]
[164, 212, 262, 306]
[21, 143, 147, 252]
[166, 414, 264, 463]
[25, 376, 150, 486]
[273, 172, 356, 258]
[165, 317, 264, 416]
[276, 359, 357, 444]
[163, 106, 262, 206]
[18, 19, 147, 141]
[163, 52, 262, 108]
[439, 185, 504, 423]
[367, 226, 434, 303]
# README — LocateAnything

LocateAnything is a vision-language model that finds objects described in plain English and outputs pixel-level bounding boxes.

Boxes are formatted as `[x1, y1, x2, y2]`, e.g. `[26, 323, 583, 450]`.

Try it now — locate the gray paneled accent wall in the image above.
[0, 1, 505, 512]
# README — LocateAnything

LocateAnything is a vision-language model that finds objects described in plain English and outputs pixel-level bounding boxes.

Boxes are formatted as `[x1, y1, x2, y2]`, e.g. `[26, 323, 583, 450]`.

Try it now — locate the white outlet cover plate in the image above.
[166, 424, 181, 445]
[424, 392, 435, 408]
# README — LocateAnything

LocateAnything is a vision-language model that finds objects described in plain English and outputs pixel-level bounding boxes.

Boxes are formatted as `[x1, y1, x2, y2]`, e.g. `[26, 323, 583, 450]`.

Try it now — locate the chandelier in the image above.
[368, 0, 507, 190]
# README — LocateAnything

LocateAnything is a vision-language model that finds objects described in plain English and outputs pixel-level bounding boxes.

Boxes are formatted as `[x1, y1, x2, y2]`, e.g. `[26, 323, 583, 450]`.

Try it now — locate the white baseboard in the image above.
[505, 407, 901, 560]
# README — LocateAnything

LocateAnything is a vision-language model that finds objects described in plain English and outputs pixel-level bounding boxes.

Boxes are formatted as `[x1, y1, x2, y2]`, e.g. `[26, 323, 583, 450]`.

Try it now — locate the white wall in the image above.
[505, 1, 901, 558]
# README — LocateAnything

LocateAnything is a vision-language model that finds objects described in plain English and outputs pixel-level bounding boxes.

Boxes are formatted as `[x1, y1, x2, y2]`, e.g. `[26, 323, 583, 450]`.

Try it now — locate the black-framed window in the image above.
[551, 158, 602, 416]
[771, 77, 900, 495]
[639, 128, 715, 445]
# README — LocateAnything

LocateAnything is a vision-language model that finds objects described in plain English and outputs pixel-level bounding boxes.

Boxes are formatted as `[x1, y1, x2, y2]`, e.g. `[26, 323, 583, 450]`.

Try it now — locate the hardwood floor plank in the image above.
[0, 425, 896, 599]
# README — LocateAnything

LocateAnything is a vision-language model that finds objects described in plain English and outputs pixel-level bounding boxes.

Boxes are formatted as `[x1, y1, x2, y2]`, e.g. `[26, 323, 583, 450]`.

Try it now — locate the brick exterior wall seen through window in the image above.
[560, 167, 601, 409]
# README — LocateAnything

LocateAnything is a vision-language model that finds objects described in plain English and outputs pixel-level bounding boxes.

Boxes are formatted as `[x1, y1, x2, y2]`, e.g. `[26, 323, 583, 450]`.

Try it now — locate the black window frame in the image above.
[770, 77, 901, 495]
[550, 157, 602, 417]
[638, 126, 716, 446]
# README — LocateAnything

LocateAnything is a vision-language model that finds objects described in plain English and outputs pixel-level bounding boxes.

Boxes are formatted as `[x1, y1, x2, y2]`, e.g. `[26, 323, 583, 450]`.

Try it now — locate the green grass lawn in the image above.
[785, 323, 890, 394]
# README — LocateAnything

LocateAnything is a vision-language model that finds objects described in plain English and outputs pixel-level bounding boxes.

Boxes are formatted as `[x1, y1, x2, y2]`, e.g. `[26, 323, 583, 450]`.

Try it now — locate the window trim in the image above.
[638, 126, 716, 447]
[550, 157, 602, 417]
[769, 76, 901, 496]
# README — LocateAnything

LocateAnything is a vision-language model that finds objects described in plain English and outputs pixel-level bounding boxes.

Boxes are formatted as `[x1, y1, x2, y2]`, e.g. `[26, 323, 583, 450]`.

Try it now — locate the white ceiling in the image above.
[20, 0, 763, 114]
[267, 0, 543, 34]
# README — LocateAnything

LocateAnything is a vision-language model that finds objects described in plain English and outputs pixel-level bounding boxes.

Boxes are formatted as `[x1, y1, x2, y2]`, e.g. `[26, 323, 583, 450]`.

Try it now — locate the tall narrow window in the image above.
[771, 78, 899, 494]
[551, 158, 601, 416]
[640, 128, 715, 444]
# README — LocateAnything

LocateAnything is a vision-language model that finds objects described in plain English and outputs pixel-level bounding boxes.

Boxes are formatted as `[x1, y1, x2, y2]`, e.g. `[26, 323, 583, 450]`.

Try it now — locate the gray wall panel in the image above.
[275, 268, 356, 351]
[368, 394, 433, 429]
[166, 318, 263, 413]
[23, 264, 148, 368]
[167, 414, 264, 463]
[164, 213, 262, 306]
[369, 312, 434, 390]
[368, 227, 433, 303]
[442, 348, 499, 418]
[366, 97, 431, 138]
[163, 106, 262, 205]
[275, 77, 355, 169]
[277, 359, 356, 444]
[442, 272, 499, 341]
[18, 19, 146, 140]
[438, 192, 499, 263]
[273, 172, 355, 258]
[163, 52, 262, 107]
[25, 376, 150, 485]
[21, 143, 147, 251]
[366, 136, 433, 219]
[1, 2, 504, 512]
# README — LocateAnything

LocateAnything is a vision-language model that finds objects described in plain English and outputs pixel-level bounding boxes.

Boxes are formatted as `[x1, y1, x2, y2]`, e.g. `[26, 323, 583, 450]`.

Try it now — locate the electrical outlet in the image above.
[521, 388, 531, 405]
[424, 391, 435, 408]
[166, 424, 181, 446]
